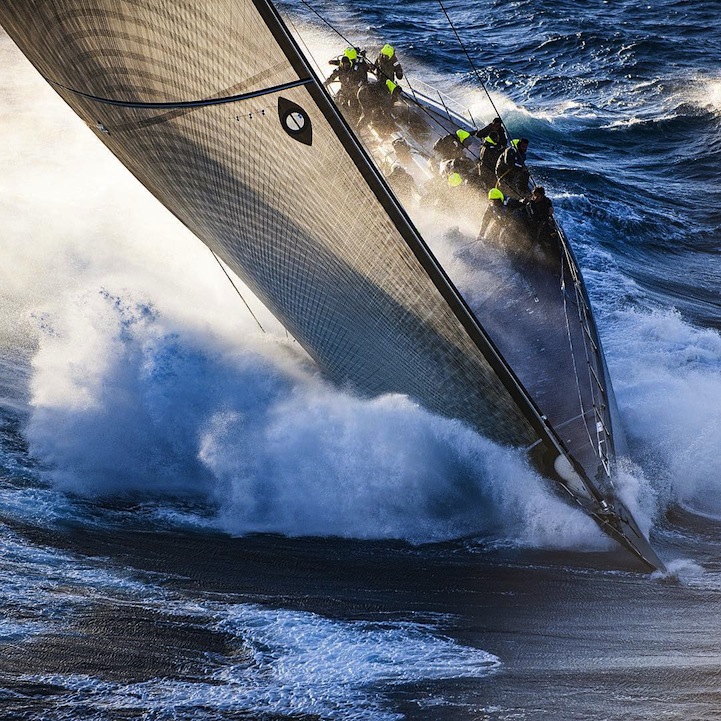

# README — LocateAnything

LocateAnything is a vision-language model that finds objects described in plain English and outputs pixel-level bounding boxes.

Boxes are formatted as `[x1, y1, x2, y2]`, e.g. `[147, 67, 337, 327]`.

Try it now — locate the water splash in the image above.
[24, 285, 603, 549]
[606, 307, 721, 518]
[651, 558, 706, 586]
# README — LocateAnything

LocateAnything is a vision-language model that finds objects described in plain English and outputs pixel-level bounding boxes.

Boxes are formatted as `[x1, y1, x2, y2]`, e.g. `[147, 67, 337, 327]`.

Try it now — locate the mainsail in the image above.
[0, 0, 663, 569]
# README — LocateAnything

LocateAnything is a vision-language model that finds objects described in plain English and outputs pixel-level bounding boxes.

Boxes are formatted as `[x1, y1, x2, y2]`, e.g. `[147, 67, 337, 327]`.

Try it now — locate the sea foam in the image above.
[26, 601, 499, 721]
[25, 284, 603, 549]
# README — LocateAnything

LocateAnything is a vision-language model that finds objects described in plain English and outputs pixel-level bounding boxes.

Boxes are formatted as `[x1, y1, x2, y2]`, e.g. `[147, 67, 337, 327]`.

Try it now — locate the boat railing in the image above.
[402, 76, 477, 131]
[556, 224, 613, 479]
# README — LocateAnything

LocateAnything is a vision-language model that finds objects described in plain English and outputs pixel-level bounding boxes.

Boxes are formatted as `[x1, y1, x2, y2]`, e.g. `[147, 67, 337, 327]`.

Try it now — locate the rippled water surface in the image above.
[1, 0, 720, 718]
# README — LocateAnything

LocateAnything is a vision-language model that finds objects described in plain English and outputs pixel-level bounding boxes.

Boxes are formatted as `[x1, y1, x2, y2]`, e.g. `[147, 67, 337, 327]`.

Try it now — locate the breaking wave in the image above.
[23, 285, 603, 550]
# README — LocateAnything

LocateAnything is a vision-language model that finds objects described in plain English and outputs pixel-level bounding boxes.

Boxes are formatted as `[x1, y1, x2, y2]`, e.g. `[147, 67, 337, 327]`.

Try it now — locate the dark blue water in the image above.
[1, 1, 721, 719]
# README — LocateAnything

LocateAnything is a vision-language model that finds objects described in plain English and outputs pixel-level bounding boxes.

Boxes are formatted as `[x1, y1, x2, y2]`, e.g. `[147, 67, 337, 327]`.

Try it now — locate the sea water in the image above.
[1, 0, 720, 718]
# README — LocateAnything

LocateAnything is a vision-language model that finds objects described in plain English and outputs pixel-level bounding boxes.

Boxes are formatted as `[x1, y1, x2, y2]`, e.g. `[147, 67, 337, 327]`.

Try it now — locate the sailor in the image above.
[444, 170, 468, 213]
[433, 128, 473, 164]
[324, 55, 359, 113]
[452, 165, 487, 221]
[327, 47, 370, 87]
[374, 43, 404, 83]
[357, 78, 402, 132]
[472, 117, 508, 148]
[425, 163, 484, 218]
[343, 46, 371, 86]
[440, 155, 476, 183]
[476, 130, 504, 188]
[446, 171, 466, 200]
[495, 137, 530, 196]
[325, 53, 351, 84]
[478, 187, 523, 239]
[423, 165, 459, 211]
[521, 185, 555, 242]
[392, 136, 413, 166]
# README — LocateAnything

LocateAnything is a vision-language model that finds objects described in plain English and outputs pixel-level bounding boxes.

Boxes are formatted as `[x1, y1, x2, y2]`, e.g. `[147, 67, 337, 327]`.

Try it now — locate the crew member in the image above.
[386, 162, 417, 204]
[374, 43, 404, 83]
[522, 185, 555, 242]
[472, 117, 508, 148]
[327, 47, 370, 86]
[324, 55, 358, 112]
[357, 78, 402, 131]
[392, 137, 413, 166]
[495, 138, 530, 195]
[478, 187, 522, 239]
[440, 156, 477, 190]
[343, 46, 370, 85]
[476, 130, 504, 188]
[433, 128, 472, 163]
[424, 161, 486, 218]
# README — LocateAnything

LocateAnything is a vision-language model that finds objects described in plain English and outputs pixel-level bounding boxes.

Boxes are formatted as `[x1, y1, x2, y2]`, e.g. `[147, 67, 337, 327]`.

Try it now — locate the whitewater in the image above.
[1, 0, 721, 718]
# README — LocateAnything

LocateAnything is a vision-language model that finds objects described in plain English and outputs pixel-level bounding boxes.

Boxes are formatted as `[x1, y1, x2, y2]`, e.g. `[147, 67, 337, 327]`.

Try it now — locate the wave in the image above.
[683, 76, 721, 117]
[604, 307, 721, 519]
[18, 601, 499, 721]
[21, 284, 603, 550]
[0, 517, 500, 719]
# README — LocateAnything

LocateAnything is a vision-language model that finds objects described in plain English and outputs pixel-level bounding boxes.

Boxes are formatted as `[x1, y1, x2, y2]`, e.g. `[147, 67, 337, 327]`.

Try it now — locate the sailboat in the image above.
[0, 0, 663, 570]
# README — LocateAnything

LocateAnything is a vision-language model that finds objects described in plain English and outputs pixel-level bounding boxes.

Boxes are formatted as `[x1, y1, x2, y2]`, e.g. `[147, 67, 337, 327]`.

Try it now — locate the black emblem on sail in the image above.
[278, 97, 312, 145]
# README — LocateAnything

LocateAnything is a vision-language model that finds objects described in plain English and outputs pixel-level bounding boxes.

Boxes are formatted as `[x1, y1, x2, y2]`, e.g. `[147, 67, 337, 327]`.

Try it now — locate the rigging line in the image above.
[436, 0, 504, 125]
[558, 229, 612, 476]
[559, 243, 598, 454]
[43, 77, 313, 110]
[209, 250, 266, 334]
[296, 0, 355, 47]
[436, 0, 539, 184]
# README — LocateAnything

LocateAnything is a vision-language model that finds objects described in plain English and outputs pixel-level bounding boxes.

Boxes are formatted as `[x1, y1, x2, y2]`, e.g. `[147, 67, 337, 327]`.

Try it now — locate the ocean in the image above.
[1, 0, 720, 718]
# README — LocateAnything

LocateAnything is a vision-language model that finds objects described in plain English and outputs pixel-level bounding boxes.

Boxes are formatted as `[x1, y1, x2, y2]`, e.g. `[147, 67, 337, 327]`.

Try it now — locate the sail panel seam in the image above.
[44, 76, 313, 109]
